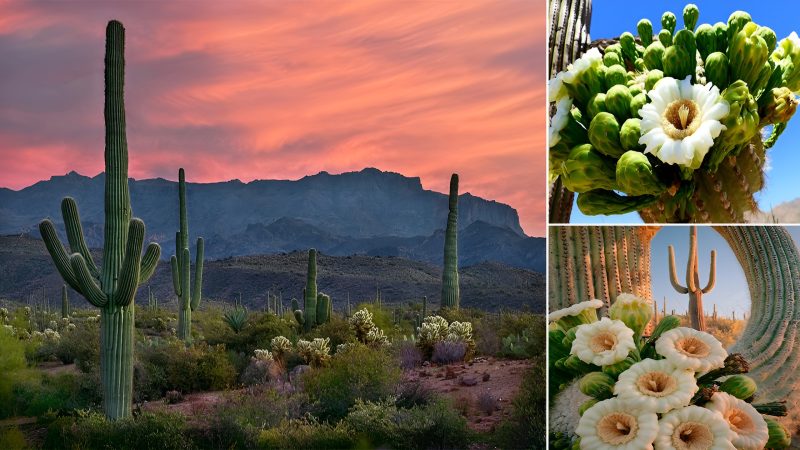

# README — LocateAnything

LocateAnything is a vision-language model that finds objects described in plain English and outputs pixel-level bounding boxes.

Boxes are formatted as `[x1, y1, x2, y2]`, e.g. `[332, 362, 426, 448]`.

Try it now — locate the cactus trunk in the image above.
[303, 249, 318, 331]
[668, 226, 715, 331]
[101, 307, 134, 419]
[441, 174, 460, 309]
[61, 285, 69, 318]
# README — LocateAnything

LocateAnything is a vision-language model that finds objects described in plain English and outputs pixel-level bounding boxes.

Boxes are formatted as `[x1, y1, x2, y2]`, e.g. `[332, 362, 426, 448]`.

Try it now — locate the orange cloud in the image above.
[0, 0, 546, 235]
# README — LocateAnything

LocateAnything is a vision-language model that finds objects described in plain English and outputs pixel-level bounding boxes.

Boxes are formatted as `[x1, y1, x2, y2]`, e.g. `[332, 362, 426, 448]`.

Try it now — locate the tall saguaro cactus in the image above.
[292, 249, 331, 331]
[441, 174, 460, 309]
[38, 21, 160, 420]
[668, 226, 716, 331]
[170, 168, 204, 341]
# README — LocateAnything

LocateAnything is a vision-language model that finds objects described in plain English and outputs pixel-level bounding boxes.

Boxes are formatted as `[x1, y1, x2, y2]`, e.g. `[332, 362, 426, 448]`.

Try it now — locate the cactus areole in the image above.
[170, 168, 204, 341]
[441, 174, 460, 308]
[38, 21, 161, 420]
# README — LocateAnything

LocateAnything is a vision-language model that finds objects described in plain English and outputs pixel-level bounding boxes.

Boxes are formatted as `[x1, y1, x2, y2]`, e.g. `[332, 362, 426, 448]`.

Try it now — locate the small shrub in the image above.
[394, 380, 435, 409]
[54, 319, 100, 372]
[395, 340, 423, 370]
[494, 355, 546, 449]
[477, 390, 498, 416]
[302, 343, 400, 421]
[44, 411, 192, 450]
[305, 317, 355, 351]
[257, 418, 354, 450]
[223, 306, 249, 333]
[208, 311, 296, 355]
[431, 340, 466, 365]
[474, 316, 502, 356]
[164, 390, 183, 404]
[11, 371, 102, 417]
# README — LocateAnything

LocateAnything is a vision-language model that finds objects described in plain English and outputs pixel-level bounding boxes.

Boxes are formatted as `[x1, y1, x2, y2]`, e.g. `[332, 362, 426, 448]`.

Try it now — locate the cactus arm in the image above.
[668, 245, 689, 293]
[112, 219, 145, 308]
[139, 242, 160, 283]
[180, 247, 190, 310]
[174, 231, 182, 270]
[61, 197, 100, 278]
[70, 253, 108, 307]
[686, 227, 698, 293]
[170, 255, 181, 296]
[190, 237, 204, 310]
[702, 250, 717, 293]
[39, 219, 83, 293]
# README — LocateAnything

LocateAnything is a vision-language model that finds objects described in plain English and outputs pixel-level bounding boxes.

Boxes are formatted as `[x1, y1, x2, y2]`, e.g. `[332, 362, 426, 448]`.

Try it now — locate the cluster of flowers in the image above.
[416, 315, 475, 361]
[549, 295, 791, 450]
[548, 4, 800, 217]
[348, 308, 390, 346]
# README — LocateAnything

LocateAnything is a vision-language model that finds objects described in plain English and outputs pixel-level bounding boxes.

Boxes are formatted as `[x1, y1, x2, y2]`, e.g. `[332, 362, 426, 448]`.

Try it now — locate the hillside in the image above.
[0, 234, 544, 313]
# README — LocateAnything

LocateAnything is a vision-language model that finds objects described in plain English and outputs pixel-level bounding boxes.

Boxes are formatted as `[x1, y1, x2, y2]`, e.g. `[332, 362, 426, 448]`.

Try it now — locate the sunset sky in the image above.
[0, 1, 546, 236]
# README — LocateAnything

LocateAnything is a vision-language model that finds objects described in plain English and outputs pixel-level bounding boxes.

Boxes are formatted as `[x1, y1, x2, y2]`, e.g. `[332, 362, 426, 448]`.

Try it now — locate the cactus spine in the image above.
[668, 226, 716, 331]
[61, 285, 69, 318]
[38, 21, 161, 420]
[170, 168, 204, 342]
[293, 249, 331, 331]
[441, 174, 460, 308]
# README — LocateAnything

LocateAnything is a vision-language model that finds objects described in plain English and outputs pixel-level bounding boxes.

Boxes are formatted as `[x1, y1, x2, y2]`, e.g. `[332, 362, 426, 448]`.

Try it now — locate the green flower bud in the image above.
[604, 65, 628, 89]
[648, 315, 681, 343]
[756, 26, 777, 53]
[628, 84, 643, 97]
[562, 327, 578, 348]
[695, 24, 717, 61]
[629, 93, 648, 118]
[603, 51, 623, 68]
[549, 329, 569, 359]
[605, 43, 622, 57]
[634, 57, 646, 72]
[616, 151, 666, 196]
[662, 45, 693, 79]
[559, 107, 589, 148]
[728, 22, 769, 89]
[750, 60, 775, 98]
[563, 58, 606, 108]
[579, 372, 616, 399]
[619, 118, 644, 151]
[713, 22, 728, 53]
[683, 4, 699, 31]
[719, 374, 758, 400]
[758, 86, 798, 125]
[602, 355, 637, 379]
[662, 11, 677, 34]
[587, 93, 608, 119]
[645, 69, 664, 91]
[609, 293, 654, 339]
[705, 52, 729, 89]
[727, 10, 752, 44]
[720, 80, 760, 144]
[561, 143, 619, 193]
[658, 29, 673, 47]
[549, 140, 571, 179]
[578, 399, 599, 416]
[564, 354, 595, 374]
[576, 189, 657, 216]
[643, 41, 665, 70]
[637, 19, 653, 47]
[620, 32, 637, 63]
[588, 112, 625, 158]
[765, 418, 791, 449]
[674, 29, 697, 57]
[605, 85, 633, 121]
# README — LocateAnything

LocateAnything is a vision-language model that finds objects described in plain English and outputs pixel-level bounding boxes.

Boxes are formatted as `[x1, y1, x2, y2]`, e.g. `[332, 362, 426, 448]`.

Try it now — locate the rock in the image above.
[289, 364, 311, 383]
[422, 361, 430, 367]
[459, 375, 479, 386]
[482, 372, 490, 382]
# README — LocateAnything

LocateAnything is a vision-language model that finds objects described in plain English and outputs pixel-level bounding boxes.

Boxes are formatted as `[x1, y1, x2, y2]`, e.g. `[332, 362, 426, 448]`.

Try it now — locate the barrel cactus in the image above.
[549, 4, 800, 222]
[38, 21, 160, 420]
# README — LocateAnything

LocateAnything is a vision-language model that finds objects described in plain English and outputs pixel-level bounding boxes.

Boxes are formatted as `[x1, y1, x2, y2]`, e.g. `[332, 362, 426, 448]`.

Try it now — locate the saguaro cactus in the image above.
[668, 226, 716, 331]
[441, 174, 460, 309]
[38, 20, 160, 420]
[61, 285, 69, 319]
[170, 168, 204, 342]
[292, 249, 332, 331]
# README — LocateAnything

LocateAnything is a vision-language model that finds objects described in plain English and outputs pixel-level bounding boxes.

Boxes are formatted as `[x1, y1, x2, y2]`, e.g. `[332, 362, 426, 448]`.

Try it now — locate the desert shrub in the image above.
[208, 312, 296, 355]
[240, 349, 285, 386]
[302, 343, 401, 421]
[135, 308, 174, 333]
[54, 319, 100, 372]
[304, 316, 355, 351]
[10, 371, 101, 417]
[0, 326, 33, 418]
[394, 380, 435, 409]
[394, 340, 423, 370]
[44, 411, 192, 450]
[477, 389, 498, 416]
[257, 418, 354, 450]
[223, 306, 249, 333]
[474, 316, 502, 356]
[431, 340, 467, 364]
[345, 398, 471, 450]
[0, 426, 26, 450]
[417, 316, 475, 362]
[135, 340, 236, 400]
[199, 386, 311, 449]
[494, 355, 546, 449]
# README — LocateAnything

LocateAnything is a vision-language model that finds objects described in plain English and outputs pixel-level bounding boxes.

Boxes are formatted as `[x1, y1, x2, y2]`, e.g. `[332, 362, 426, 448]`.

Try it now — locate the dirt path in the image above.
[406, 357, 531, 433]
[141, 390, 229, 424]
[36, 362, 77, 375]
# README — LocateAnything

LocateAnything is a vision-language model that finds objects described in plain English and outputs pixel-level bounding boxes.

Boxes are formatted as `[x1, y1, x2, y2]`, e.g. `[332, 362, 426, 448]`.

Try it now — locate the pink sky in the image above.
[0, 1, 546, 235]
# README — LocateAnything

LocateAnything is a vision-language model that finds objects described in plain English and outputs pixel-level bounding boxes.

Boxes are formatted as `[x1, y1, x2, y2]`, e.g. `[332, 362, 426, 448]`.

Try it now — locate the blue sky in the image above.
[650, 226, 800, 318]
[570, 0, 800, 223]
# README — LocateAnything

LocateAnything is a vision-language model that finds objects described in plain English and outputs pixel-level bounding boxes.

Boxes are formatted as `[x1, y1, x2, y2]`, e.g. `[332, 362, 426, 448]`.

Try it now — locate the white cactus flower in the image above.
[705, 392, 769, 450]
[549, 97, 573, 147]
[639, 75, 729, 169]
[655, 327, 727, 373]
[550, 299, 604, 330]
[654, 405, 735, 450]
[560, 47, 603, 85]
[571, 317, 636, 366]
[614, 359, 698, 414]
[576, 397, 659, 450]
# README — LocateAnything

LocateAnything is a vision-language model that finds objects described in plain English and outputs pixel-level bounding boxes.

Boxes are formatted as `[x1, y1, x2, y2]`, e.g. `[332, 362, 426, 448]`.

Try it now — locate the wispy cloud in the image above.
[0, 0, 546, 235]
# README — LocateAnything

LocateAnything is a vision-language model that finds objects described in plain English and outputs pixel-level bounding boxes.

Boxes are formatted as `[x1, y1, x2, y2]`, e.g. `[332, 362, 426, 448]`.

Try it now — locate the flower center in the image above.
[675, 337, 711, 358]
[662, 99, 701, 139]
[672, 421, 714, 450]
[596, 412, 639, 445]
[589, 332, 618, 353]
[724, 408, 754, 434]
[636, 371, 677, 397]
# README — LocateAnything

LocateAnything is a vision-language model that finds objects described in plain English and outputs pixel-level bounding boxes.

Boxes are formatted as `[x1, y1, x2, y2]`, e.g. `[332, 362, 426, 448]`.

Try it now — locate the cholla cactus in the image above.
[365, 327, 390, 347]
[297, 337, 330, 367]
[253, 349, 274, 362]
[417, 315, 451, 360]
[66, 323, 77, 332]
[270, 335, 293, 360]
[446, 321, 473, 342]
[349, 308, 376, 342]
[48, 320, 58, 330]
[549, 5, 800, 222]
[0, 307, 9, 323]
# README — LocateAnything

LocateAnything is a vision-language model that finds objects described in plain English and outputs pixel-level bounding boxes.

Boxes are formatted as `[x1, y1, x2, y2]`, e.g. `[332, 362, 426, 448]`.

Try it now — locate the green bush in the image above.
[0, 326, 33, 418]
[10, 371, 101, 417]
[207, 311, 296, 355]
[135, 308, 175, 333]
[257, 418, 354, 450]
[302, 343, 400, 421]
[54, 320, 100, 372]
[304, 316, 355, 352]
[494, 355, 546, 449]
[44, 411, 193, 450]
[135, 340, 237, 400]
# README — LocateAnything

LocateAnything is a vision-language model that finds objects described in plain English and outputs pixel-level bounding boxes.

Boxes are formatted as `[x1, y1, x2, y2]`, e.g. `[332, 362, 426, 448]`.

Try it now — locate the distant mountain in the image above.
[750, 198, 800, 223]
[0, 235, 544, 313]
[0, 168, 544, 271]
